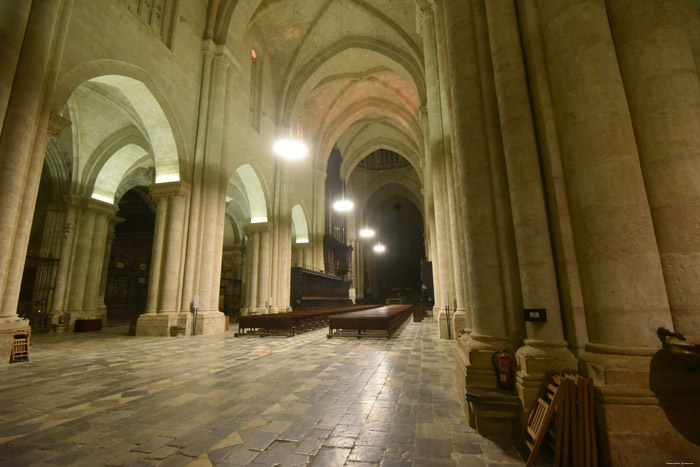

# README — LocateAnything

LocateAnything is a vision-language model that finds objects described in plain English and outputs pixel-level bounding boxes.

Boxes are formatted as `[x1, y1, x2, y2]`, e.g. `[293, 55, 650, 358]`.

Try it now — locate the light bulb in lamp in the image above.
[373, 243, 386, 253]
[273, 138, 308, 160]
[333, 199, 354, 212]
[359, 228, 375, 238]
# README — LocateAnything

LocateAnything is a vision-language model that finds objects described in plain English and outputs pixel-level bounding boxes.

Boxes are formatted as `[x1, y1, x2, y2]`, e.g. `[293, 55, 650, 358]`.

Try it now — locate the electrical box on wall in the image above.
[524, 308, 547, 322]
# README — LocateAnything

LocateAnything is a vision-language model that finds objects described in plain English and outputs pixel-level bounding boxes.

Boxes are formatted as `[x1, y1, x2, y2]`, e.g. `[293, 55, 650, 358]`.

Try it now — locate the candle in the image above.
[442, 291, 449, 308]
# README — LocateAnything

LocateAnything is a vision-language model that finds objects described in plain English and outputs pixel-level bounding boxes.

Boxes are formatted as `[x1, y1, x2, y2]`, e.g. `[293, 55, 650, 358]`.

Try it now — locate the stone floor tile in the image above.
[324, 435, 356, 448]
[294, 437, 324, 456]
[280, 452, 310, 467]
[250, 439, 297, 464]
[154, 454, 194, 467]
[348, 445, 385, 463]
[217, 447, 258, 466]
[309, 447, 351, 466]
[0, 320, 524, 467]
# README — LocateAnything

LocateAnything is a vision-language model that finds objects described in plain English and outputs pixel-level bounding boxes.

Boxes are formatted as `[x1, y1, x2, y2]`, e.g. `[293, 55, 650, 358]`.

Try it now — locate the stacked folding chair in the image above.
[524, 372, 598, 466]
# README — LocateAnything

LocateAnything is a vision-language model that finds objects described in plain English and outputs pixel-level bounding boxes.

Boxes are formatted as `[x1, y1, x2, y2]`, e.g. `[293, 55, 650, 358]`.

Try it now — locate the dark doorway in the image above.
[104, 187, 155, 323]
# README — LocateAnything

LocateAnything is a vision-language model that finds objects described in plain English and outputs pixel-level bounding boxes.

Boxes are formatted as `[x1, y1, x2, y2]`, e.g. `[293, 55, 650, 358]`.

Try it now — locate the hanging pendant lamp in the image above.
[274, 117, 307, 160]
[333, 180, 354, 212]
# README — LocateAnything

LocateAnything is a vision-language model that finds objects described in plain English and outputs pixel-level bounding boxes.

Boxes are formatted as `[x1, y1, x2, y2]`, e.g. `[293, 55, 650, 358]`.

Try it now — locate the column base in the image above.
[515, 339, 578, 413]
[452, 309, 468, 338]
[579, 344, 700, 465]
[437, 309, 450, 339]
[192, 310, 226, 335]
[59, 310, 108, 332]
[455, 333, 519, 438]
[0, 316, 30, 366]
[270, 306, 290, 313]
[135, 312, 178, 336]
[241, 307, 268, 316]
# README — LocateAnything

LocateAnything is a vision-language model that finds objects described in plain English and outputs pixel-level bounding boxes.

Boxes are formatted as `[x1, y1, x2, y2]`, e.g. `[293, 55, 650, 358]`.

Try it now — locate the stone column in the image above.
[257, 223, 273, 313]
[179, 42, 227, 335]
[537, 0, 673, 346]
[608, 0, 700, 335]
[96, 219, 120, 317]
[230, 244, 244, 310]
[82, 202, 116, 320]
[312, 169, 326, 271]
[443, 0, 510, 388]
[242, 224, 260, 314]
[537, 0, 675, 462]
[136, 181, 191, 336]
[419, 7, 455, 339]
[0, 1, 68, 363]
[65, 205, 97, 313]
[230, 244, 244, 280]
[484, 0, 576, 411]
[291, 245, 301, 268]
[49, 196, 80, 321]
[48, 199, 115, 329]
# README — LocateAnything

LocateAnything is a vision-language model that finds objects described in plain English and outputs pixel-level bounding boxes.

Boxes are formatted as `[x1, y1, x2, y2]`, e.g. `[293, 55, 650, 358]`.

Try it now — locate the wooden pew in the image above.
[235, 304, 380, 337]
[327, 304, 415, 339]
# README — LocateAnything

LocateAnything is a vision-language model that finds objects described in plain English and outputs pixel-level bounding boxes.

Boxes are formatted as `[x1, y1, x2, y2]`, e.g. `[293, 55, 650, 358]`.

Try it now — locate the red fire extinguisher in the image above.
[492, 349, 514, 390]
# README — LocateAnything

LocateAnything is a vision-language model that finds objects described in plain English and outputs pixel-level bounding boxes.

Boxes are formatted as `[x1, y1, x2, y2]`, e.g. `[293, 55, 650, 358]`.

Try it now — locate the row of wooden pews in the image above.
[234, 304, 380, 337]
[327, 304, 416, 339]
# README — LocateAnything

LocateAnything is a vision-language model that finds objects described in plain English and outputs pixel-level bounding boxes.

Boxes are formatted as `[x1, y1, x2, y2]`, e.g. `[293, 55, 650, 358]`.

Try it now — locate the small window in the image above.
[249, 49, 261, 130]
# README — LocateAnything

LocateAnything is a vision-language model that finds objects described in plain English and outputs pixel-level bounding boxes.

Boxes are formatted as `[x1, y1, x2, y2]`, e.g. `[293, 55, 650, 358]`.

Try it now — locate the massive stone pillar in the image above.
[311, 169, 326, 271]
[257, 223, 273, 313]
[443, 0, 510, 387]
[136, 182, 191, 336]
[48, 198, 116, 329]
[419, 107, 441, 318]
[81, 203, 113, 318]
[0, 0, 70, 363]
[419, 7, 456, 339]
[179, 42, 228, 335]
[96, 219, 119, 317]
[241, 223, 265, 314]
[484, 0, 576, 411]
[608, 0, 700, 335]
[536, 0, 676, 462]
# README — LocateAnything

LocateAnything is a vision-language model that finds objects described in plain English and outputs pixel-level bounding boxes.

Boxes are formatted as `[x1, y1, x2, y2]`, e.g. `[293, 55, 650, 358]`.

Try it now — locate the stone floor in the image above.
[0, 318, 526, 467]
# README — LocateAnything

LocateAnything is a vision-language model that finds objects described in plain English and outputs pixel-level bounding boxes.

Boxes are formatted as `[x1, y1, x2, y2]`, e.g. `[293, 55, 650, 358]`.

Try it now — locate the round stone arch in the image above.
[231, 163, 270, 224]
[83, 127, 153, 204]
[53, 60, 188, 184]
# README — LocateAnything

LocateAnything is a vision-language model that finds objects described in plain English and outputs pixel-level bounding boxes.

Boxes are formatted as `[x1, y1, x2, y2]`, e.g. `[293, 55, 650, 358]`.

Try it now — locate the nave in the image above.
[0, 320, 529, 467]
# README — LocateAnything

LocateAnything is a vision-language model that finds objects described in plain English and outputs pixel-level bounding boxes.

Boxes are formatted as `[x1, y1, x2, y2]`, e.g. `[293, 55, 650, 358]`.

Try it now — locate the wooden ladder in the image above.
[525, 372, 597, 466]
[9, 332, 30, 363]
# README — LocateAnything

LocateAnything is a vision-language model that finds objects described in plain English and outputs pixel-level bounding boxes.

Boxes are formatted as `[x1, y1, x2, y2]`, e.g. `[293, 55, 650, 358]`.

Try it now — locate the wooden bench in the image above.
[327, 305, 415, 339]
[235, 304, 380, 337]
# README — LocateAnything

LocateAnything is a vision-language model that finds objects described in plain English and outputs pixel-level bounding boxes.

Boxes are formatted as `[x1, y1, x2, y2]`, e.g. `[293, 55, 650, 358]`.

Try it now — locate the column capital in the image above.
[244, 221, 272, 235]
[150, 181, 191, 202]
[47, 113, 71, 139]
[87, 198, 119, 217]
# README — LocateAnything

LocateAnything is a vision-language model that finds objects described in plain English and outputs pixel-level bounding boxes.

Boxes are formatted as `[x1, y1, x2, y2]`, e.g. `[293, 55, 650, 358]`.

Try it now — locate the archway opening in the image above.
[104, 187, 155, 325]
